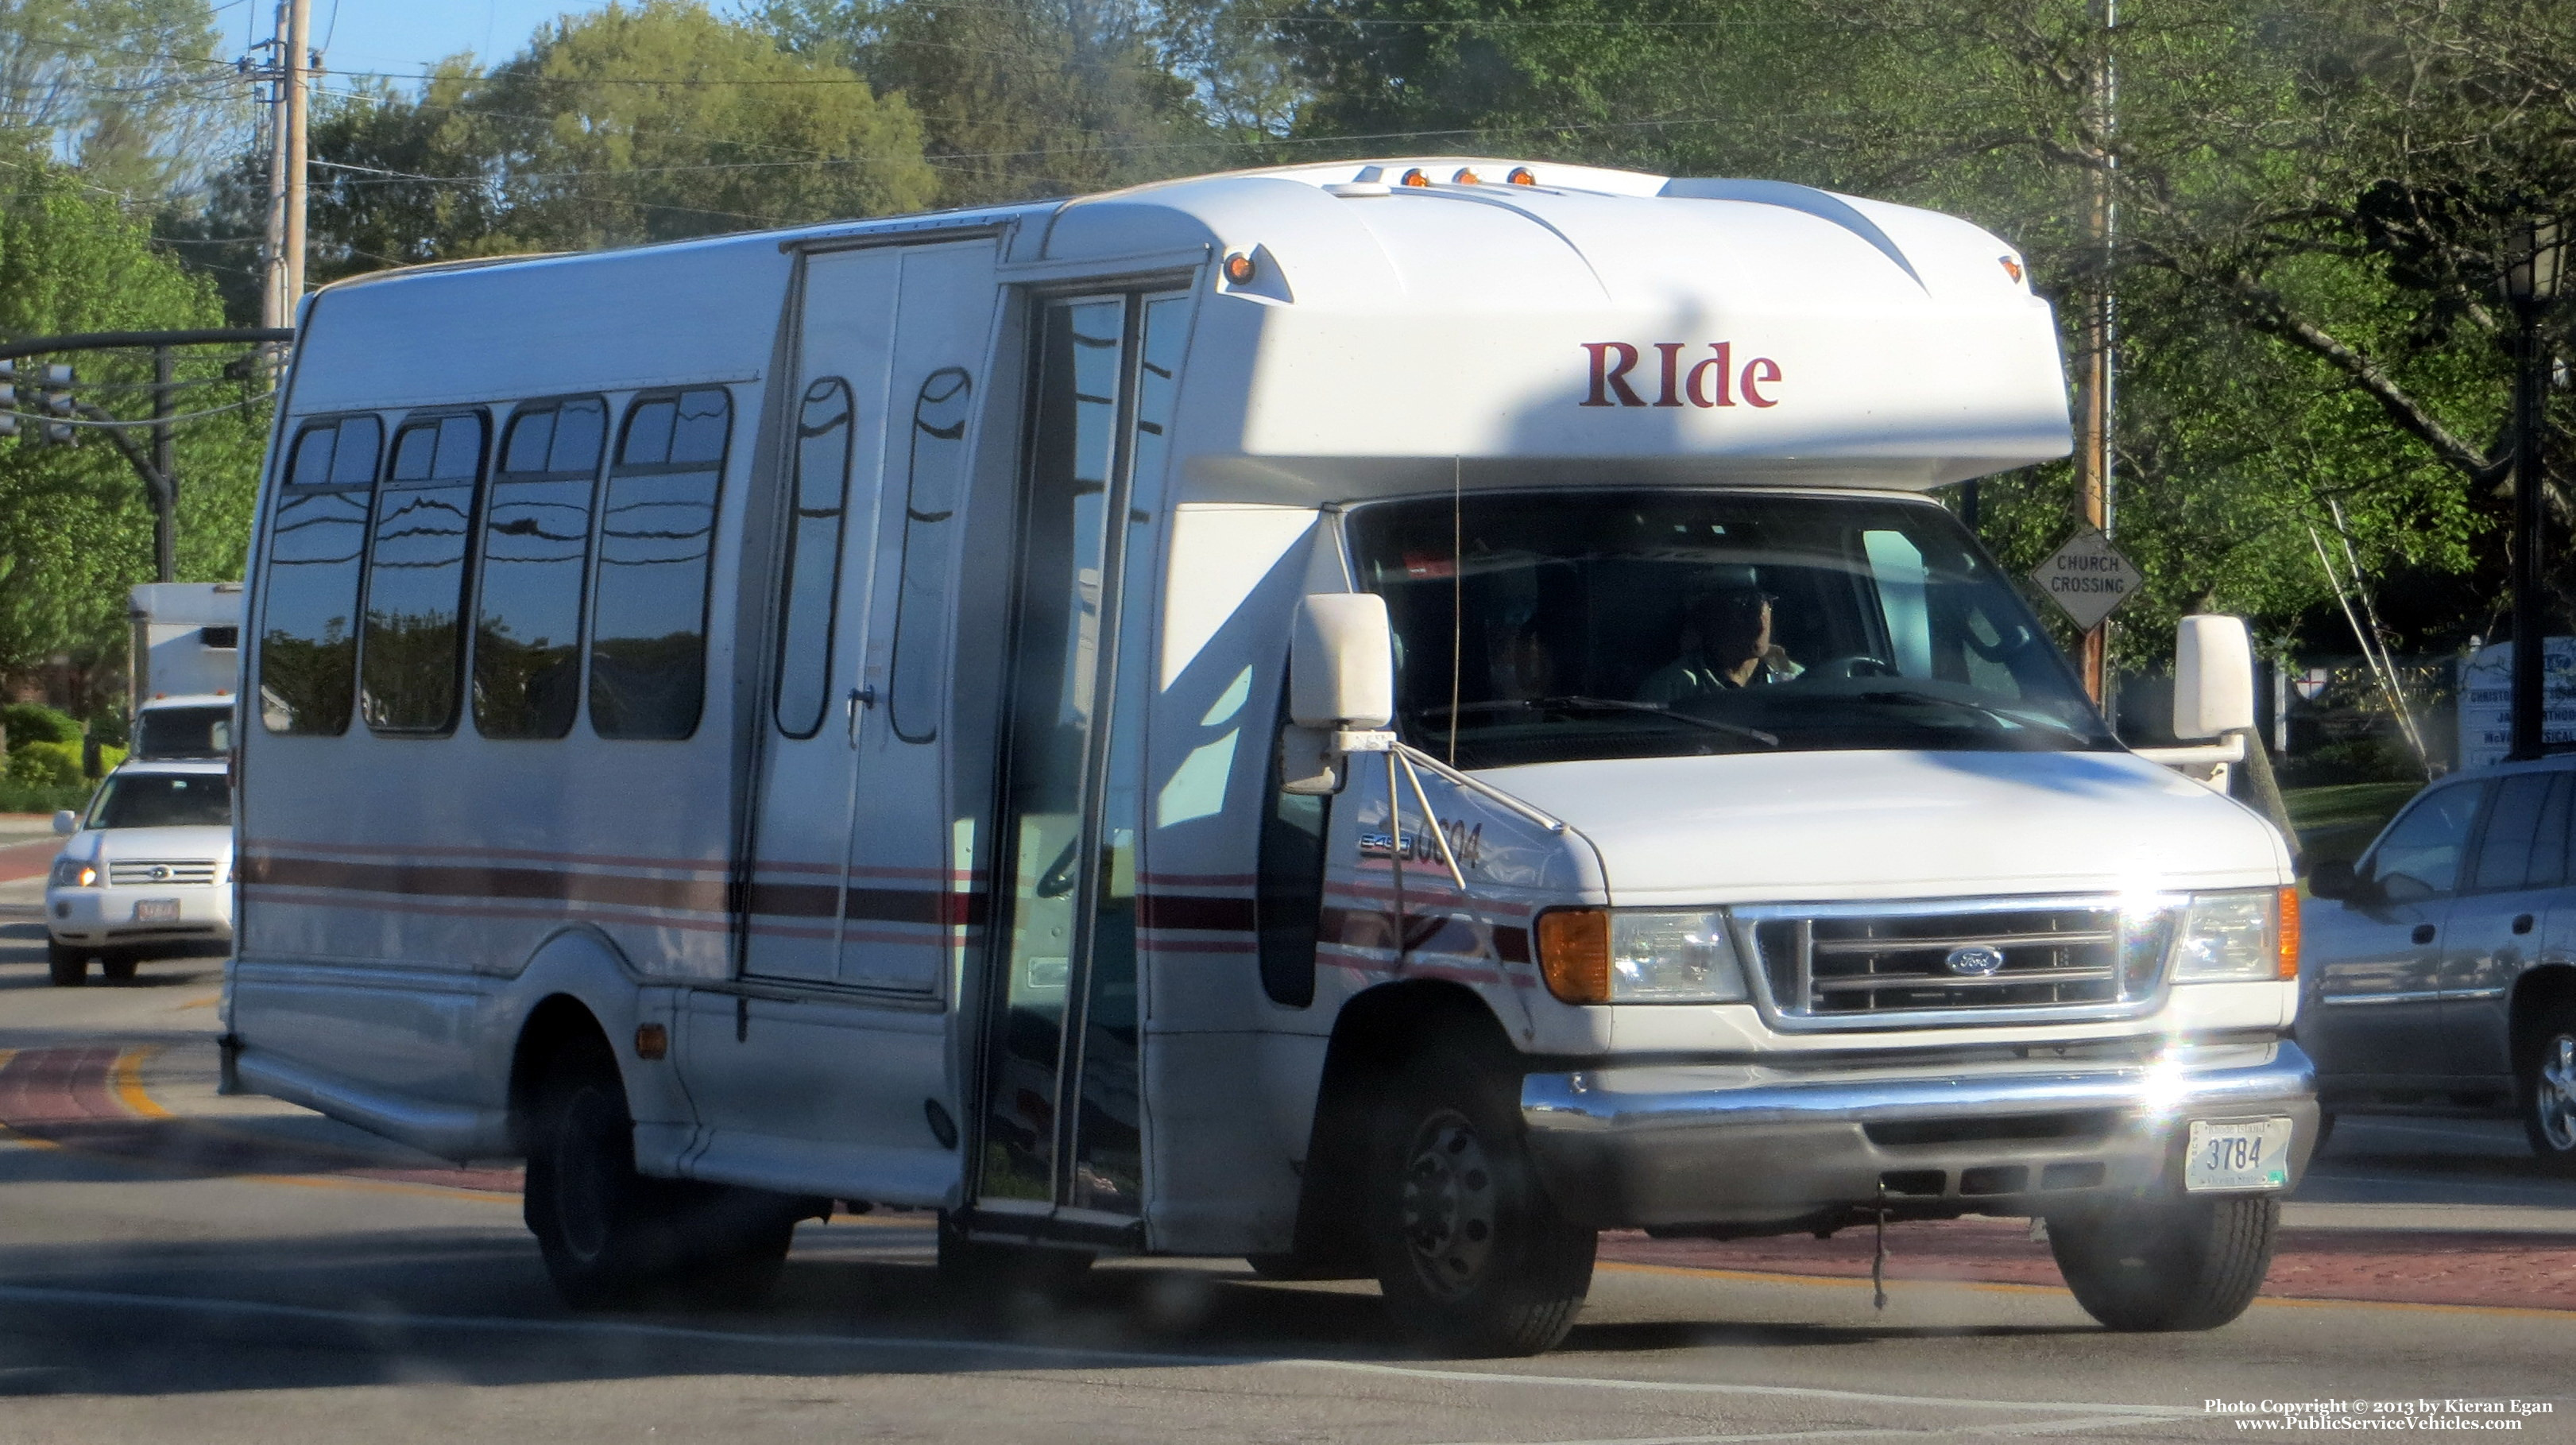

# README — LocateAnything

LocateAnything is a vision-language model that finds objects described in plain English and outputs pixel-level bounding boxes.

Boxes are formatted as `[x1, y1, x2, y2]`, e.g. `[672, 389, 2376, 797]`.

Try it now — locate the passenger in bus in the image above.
[1635, 581, 1804, 703]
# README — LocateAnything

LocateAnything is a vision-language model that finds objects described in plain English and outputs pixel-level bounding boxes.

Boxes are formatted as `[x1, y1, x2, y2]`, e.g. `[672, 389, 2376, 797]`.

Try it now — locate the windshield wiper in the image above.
[1422, 696, 1779, 748]
[1856, 688, 2097, 741]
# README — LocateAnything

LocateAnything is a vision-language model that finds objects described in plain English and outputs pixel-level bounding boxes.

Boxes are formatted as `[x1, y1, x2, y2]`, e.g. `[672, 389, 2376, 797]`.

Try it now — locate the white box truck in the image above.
[128, 581, 242, 761]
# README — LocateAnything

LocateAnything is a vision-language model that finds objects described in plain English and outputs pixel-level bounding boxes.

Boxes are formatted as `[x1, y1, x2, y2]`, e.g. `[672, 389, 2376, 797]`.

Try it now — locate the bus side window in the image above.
[362, 412, 488, 734]
[475, 396, 606, 739]
[591, 387, 731, 740]
[888, 367, 972, 744]
[773, 378, 854, 738]
[258, 413, 383, 735]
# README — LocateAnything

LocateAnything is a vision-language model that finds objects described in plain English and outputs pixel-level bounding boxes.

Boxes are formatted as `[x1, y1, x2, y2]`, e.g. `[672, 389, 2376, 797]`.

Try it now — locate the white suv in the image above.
[46, 761, 234, 985]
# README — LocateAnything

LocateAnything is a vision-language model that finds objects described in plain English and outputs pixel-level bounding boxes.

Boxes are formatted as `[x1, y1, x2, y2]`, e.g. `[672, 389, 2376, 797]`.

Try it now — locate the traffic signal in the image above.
[37, 364, 73, 444]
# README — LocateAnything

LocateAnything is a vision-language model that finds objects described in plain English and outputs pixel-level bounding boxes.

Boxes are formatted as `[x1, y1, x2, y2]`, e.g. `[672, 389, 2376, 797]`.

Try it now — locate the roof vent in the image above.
[1325, 181, 1391, 198]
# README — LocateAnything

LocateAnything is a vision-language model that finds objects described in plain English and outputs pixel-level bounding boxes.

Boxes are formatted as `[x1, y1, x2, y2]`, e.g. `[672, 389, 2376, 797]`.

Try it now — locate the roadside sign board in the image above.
[2458, 639, 2576, 770]
[2030, 529, 2141, 632]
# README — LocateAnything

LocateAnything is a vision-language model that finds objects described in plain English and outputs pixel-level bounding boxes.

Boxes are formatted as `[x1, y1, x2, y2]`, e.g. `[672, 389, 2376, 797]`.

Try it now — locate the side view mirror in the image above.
[2173, 613, 2256, 740]
[1290, 593, 1394, 730]
[2305, 858, 2367, 902]
[50, 809, 77, 836]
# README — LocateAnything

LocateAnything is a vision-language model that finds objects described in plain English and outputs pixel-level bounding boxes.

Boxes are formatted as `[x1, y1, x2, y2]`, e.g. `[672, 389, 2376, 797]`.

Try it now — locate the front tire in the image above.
[2520, 1006, 2576, 1175]
[1363, 1041, 1594, 1357]
[99, 951, 137, 982]
[45, 941, 85, 986]
[2048, 1192, 2277, 1331]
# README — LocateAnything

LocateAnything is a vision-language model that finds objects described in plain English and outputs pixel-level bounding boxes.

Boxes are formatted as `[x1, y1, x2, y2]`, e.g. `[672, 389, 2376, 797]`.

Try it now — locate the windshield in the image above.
[133, 704, 234, 760]
[87, 773, 233, 830]
[1348, 490, 2113, 769]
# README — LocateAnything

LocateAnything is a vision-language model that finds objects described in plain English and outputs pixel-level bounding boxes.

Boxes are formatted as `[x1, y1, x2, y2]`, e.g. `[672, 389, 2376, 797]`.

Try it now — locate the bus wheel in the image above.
[524, 1042, 684, 1310]
[2047, 1192, 2277, 1332]
[45, 941, 86, 986]
[1363, 1042, 1595, 1357]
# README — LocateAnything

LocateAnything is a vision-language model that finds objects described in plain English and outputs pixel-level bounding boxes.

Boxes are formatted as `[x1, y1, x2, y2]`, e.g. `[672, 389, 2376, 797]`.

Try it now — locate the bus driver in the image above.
[1636, 579, 1804, 703]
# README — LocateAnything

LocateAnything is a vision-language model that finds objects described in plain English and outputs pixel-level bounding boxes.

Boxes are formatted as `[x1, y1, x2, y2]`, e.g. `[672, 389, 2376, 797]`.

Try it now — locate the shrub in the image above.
[2, 703, 79, 749]
[6, 741, 83, 787]
[0, 777, 94, 815]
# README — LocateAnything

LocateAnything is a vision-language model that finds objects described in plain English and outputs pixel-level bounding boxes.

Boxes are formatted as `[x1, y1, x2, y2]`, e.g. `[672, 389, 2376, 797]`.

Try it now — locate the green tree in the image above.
[0, 0, 246, 201]
[0, 141, 268, 703]
[760, 0, 1215, 207]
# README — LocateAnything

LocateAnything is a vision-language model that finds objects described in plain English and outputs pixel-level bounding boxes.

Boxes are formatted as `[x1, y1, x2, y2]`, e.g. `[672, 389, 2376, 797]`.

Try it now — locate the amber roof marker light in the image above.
[1453, 168, 1482, 184]
[1222, 251, 1258, 285]
[1401, 168, 1431, 188]
[1507, 166, 1537, 186]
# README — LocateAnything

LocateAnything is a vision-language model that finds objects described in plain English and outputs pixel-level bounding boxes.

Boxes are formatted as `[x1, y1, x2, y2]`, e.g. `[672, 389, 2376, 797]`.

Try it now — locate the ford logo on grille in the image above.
[1944, 944, 2006, 977]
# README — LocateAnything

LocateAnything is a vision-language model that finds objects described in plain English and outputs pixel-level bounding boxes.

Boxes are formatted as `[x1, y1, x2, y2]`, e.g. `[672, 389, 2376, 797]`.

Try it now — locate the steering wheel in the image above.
[1816, 655, 1899, 680]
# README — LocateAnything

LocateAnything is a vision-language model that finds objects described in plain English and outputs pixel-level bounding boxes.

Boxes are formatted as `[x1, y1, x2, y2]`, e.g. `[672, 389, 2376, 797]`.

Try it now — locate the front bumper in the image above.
[46, 886, 234, 949]
[1522, 1039, 2317, 1231]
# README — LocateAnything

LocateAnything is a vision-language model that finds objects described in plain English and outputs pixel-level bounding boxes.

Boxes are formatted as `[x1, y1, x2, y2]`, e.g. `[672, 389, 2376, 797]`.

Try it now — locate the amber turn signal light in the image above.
[1537, 908, 1612, 1004]
[2276, 886, 2300, 980]
[1222, 251, 1257, 285]
[635, 1022, 669, 1060]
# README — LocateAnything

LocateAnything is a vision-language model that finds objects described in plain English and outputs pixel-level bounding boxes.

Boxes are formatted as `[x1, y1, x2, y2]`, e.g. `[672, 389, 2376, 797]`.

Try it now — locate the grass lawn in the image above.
[2281, 781, 2421, 866]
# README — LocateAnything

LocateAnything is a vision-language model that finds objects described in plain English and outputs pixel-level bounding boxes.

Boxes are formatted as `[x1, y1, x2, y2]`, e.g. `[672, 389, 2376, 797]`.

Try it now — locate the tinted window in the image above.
[889, 368, 972, 744]
[591, 388, 729, 740]
[774, 378, 853, 738]
[88, 773, 231, 829]
[362, 413, 486, 733]
[259, 415, 384, 734]
[475, 397, 605, 739]
[2472, 773, 2568, 892]
[1346, 491, 2111, 769]
[2371, 782, 2487, 902]
[134, 705, 233, 761]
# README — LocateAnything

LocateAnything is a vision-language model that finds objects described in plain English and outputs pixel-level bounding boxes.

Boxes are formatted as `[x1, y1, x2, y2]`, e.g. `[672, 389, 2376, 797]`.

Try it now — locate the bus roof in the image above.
[292, 158, 2071, 494]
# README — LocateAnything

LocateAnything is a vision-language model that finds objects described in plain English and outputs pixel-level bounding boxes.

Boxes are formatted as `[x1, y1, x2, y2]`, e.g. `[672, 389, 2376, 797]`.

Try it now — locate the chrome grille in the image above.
[1750, 899, 2168, 1026]
[107, 858, 219, 887]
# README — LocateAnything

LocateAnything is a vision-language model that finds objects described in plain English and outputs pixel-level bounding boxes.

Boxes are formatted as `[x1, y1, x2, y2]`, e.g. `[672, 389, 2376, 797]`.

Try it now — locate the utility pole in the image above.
[151, 347, 175, 583]
[258, 0, 310, 335]
[2075, 0, 2118, 707]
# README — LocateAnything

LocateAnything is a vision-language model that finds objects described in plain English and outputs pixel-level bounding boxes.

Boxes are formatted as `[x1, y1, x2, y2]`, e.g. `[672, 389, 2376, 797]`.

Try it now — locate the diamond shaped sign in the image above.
[2029, 529, 2141, 632]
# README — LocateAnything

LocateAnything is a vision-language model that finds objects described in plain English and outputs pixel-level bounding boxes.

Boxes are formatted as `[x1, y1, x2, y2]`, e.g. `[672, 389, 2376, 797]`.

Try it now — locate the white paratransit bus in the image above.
[225, 157, 2315, 1355]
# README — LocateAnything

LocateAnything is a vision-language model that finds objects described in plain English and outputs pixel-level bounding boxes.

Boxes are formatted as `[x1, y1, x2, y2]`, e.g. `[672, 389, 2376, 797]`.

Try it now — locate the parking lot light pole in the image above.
[2507, 218, 2563, 761]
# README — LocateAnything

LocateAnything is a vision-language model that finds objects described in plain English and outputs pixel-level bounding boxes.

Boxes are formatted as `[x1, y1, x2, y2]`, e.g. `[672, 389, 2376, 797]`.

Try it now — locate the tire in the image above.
[2048, 1191, 2278, 1331]
[1363, 1040, 1595, 1357]
[45, 941, 86, 987]
[99, 951, 138, 982]
[2519, 1005, 2576, 1175]
[522, 1040, 803, 1311]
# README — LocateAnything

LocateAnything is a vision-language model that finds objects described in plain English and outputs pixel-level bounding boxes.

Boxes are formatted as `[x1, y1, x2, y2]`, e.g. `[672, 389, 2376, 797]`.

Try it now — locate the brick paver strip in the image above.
[1599, 1217, 2576, 1313]
[0, 1047, 521, 1194]
[0, 837, 60, 883]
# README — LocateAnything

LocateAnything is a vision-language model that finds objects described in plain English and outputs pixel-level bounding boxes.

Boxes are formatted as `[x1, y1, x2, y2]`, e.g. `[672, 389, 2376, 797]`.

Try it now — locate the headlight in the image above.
[49, 857, 96, 889]
[2172, 887, 2298, 982]
[1536, 907, 1749, 1004]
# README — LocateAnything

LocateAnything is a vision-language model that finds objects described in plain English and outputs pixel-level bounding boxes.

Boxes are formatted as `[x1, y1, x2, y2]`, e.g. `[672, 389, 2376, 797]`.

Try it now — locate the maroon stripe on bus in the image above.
[1135, 893, 1257, 932]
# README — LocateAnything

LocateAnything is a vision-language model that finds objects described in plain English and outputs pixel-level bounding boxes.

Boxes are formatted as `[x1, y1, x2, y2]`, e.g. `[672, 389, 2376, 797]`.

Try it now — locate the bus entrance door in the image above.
[973, 289, 1189, 1234]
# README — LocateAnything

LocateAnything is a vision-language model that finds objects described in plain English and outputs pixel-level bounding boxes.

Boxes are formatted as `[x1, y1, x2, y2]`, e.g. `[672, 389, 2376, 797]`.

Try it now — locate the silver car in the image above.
[44, 761, 235, 985]
[2300, 757, 2576, 1172]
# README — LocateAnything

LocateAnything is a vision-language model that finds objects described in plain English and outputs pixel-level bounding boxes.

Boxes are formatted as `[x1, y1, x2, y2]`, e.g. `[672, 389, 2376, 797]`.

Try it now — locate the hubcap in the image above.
[1398, 1108, 1498, 1300]
[2539, 1034, 2576, 1153]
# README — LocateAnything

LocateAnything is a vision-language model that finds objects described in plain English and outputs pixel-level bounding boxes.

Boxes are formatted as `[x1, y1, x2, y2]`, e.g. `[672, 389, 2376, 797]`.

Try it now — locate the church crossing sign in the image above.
[2030, 529, 2141, 632]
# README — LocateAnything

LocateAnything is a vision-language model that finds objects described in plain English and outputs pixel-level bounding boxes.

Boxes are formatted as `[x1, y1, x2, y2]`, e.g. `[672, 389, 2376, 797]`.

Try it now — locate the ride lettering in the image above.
[1580, 342, 1781, 409]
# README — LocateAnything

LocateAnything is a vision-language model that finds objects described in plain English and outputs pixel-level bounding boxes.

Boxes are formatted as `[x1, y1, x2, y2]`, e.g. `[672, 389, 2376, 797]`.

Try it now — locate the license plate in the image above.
[2184, 1118, 2294, 1191]
[131, 899, 180, 923]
